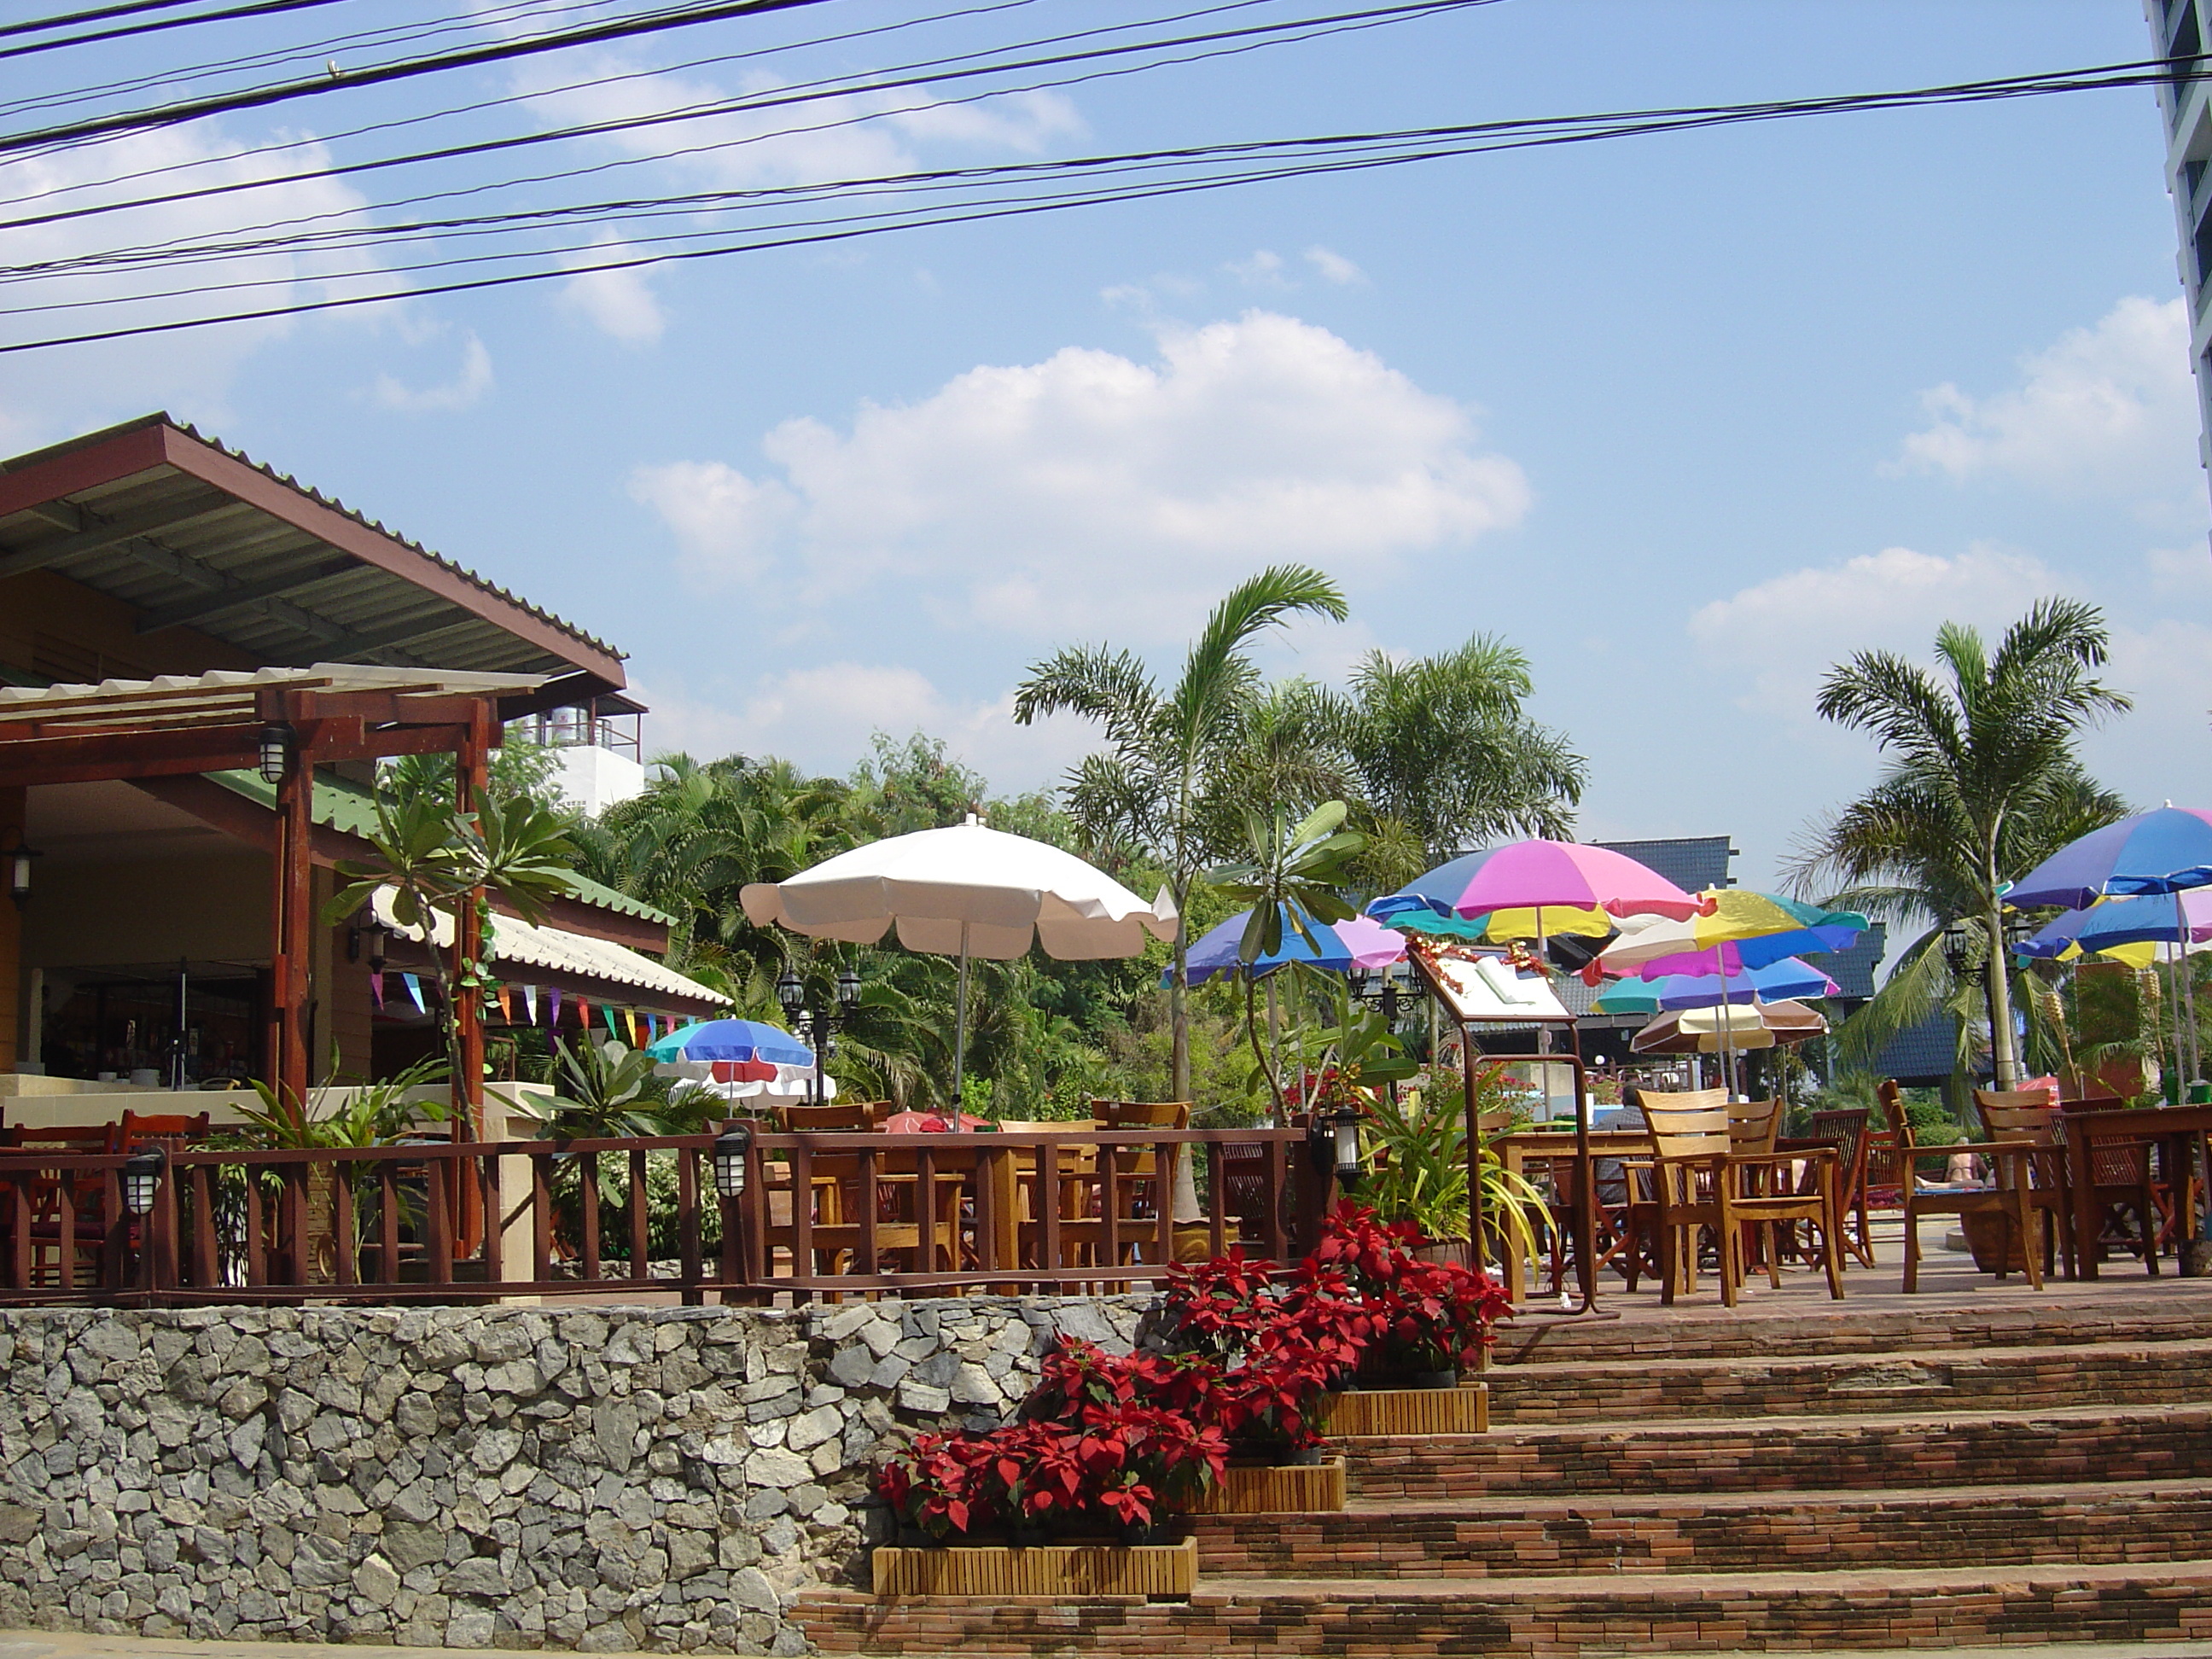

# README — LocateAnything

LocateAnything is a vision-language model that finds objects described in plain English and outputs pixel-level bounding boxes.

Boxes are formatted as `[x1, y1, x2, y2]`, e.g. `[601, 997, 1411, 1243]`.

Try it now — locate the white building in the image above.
[2151, 0, 2212, 480]
[528, 693, 649, 816]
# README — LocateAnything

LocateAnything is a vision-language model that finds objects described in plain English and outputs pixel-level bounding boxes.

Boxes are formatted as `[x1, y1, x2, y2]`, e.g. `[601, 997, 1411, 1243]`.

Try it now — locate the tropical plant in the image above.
[224, 1057, 451, 1149]
[1204, 800, 1367, 1117]
[1013, 564, 1350, 1101]
[1788, 599, 2132, 1088]
[540, 1039, 676, 1138]
[323, 789, 580, 1091]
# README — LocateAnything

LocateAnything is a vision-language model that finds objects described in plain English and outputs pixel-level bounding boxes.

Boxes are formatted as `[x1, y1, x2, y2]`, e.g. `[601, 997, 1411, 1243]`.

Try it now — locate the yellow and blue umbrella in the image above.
[1591, 890, 1866, 981]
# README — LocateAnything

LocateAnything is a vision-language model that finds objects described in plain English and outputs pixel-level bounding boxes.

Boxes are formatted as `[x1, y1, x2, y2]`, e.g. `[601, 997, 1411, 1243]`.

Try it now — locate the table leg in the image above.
[1503, 1144, 1528, 1305]
[2069, 1129, 2097, 1280]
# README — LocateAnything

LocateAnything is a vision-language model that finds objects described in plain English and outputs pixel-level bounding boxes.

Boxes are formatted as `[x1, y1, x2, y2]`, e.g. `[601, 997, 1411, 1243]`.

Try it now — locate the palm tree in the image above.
[1789, 599, 2132, 1088]
[1012, 565, 1349, 1100]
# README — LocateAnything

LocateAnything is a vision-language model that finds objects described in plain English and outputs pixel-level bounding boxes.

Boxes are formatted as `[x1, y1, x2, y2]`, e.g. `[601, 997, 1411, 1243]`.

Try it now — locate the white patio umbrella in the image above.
[740, 815, 1178, 1104]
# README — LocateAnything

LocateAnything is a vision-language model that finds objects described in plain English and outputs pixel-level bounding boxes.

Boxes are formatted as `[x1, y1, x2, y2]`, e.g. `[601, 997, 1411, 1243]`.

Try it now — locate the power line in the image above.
[0, 0, 242, 40]
[0, 0, 839, 155]
[0, 0, 352, 62]
[6, 52, 2200, 355]
[1, 0, 1479, 236]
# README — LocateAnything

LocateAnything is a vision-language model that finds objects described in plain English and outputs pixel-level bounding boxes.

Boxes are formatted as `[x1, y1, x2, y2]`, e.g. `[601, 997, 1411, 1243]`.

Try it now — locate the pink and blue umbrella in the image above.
[2016, 890, 2212, 960]
[646, 1018, 814, 1067]
[1591, 956, 1839, 1014]
[1173, 905, 1406, 987]
[1368, 839, 1705, 926]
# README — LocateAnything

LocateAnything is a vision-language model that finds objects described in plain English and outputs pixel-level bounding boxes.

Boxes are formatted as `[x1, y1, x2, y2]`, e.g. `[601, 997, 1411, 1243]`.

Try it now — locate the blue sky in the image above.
[5, 0, 2206, 892]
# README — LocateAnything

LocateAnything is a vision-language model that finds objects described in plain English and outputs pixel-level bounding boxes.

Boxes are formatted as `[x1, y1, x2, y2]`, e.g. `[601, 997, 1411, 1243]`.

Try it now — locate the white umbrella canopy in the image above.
[740, 816, 1178, 1104]
[739, 818, 1177, 958]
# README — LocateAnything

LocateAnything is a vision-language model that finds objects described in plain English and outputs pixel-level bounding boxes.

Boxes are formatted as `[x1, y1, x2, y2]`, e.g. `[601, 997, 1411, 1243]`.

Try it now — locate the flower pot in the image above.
[1195, 1458, 1348, 1514]
[1287, 1446, 1325, 1466]
[1315, 1381, 1488, 1437]
[872, 1537, 1196, 1598]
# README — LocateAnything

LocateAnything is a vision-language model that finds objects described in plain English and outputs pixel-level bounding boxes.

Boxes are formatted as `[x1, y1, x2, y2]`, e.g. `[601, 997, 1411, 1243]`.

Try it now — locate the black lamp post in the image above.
[777, 966, 864, 1104]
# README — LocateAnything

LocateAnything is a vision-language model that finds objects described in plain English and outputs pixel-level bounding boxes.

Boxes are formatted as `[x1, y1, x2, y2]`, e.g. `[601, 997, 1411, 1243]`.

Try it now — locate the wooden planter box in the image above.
[872, 1535, 1196, 1598]
[1315, 1381, 1488, 1437]
[1195, 1458, 1348, 1514]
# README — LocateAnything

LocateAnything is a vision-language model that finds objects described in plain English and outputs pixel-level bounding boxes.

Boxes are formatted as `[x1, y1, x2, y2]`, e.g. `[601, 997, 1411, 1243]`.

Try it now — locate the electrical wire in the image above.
[6, 53, 2203, 354]
[2, 0, 1482, 237]
[0, 0, 839, 154]
[0, 0, 250, 39]
[0, 0, 354, 62]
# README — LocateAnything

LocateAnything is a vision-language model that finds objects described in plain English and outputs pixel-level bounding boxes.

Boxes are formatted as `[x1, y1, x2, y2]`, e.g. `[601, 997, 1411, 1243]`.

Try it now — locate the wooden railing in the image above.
[0, 1126, 1322, 1307]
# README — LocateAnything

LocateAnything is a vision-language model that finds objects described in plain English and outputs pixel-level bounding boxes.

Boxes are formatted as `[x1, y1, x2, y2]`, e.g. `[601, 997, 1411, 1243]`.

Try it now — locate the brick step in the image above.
[1194, 1478, 2212, 1579]
[1488, 1289, 2212, 1366]
[1344, 1404, 2212, 1499]
[801, 1559, 2212, 1656]
[1486, 1340, 2212, 1425]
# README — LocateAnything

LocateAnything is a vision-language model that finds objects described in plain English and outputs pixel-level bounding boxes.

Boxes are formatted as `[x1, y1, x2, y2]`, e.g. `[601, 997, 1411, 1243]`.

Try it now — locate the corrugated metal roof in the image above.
[368, 887, 719, 1009]
[1877, 1012, 1972, 1085]
[206, 768, 675, 926]
[0, 416, 624, 685]
[1592, 836, 1737, 894]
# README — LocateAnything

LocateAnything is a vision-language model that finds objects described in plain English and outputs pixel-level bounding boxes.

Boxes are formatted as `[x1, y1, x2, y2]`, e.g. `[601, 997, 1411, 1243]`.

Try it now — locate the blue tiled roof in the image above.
[1877, 1012, 1973, 1086]
[1592, 836, 1737, 894]
[1804, 922, 1886, 1002]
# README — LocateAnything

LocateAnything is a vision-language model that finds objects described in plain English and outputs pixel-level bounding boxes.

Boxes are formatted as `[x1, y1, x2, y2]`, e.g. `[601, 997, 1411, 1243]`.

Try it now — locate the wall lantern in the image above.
[1331, 1100, 1366, 1190]
[122, 1146, 166, 1218]
[257, 721, 297, 784]
[712, 1122, 754, 1201]
[6, 841, 38, 905]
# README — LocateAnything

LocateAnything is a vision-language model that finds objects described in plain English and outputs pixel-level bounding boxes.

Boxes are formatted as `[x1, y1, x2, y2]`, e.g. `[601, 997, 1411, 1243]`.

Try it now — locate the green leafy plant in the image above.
[542, 1039, 677, 1138]
[1359, 1064, 1546, 1260]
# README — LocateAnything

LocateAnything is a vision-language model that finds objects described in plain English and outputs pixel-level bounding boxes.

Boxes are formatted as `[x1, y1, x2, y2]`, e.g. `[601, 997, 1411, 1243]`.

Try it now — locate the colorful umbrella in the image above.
[646, 1018, 814, 1068]
[2017, 891, 2212, 959]
[1592, 956, 1838, 1013]
[1173, 905, 1407, 987]
[1368, 840, 1705, 927]
[1589, 891, 1866, 981]
[1630, 999, 1828, 1055]
[2006, 806, 2212, 910]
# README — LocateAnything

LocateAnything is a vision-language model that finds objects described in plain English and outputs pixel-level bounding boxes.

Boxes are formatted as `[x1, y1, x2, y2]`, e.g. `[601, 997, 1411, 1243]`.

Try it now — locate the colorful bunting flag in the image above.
[622, 1010, 638, 1045]
[522, 984, 538, 1024]
[402, 973, 426, 1013]
[370, 970, 385, 1010]
[548, 987, 562, 1027]
[497, 986, 513, 1022]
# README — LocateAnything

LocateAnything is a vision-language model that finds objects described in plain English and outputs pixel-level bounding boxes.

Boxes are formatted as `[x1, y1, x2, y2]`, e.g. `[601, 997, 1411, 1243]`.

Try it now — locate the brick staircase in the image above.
[802, 1289, 2212, 1656]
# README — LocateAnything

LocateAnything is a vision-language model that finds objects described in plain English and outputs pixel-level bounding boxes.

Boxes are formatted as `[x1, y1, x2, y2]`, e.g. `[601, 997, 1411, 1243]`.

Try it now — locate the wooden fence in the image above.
[0, 1126, 1323, 1306]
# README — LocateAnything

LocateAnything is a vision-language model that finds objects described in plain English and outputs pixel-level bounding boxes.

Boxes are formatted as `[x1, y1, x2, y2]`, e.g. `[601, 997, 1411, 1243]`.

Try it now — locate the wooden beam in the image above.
[136, 555, 355, 634]
[0, 498, 256, 581]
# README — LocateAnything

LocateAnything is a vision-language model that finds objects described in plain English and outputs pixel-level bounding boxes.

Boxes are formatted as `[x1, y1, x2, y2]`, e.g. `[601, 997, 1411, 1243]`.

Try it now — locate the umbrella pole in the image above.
[952, 923, 972, 1109]
[2178, 890, 2203, 1090]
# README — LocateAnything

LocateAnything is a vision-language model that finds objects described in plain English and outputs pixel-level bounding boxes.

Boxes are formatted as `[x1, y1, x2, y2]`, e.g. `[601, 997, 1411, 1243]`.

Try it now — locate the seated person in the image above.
[1592, 1083, 1646, 1210]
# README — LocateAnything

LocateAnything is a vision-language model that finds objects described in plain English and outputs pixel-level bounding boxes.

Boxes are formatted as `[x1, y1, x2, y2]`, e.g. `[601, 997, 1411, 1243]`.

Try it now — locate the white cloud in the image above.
[0, 125, 381, 445]
[370, 334, 493, 413]
[558, 242, 665, 344]
[633, 667, 1093, 790]
[1303, 246, 1365, 286]
[1227, 250, 1289, 288]
[2145, 544, 2212, 599]
[1895, 296, 2200, 505]
[1689, 544, 2063, 719]
[631, 311, 1531, 639]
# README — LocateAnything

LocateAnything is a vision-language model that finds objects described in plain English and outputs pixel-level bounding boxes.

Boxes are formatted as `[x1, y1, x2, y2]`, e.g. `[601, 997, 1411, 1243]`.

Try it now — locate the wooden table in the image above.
[2060, 1103, 2212, 1279]
[1493, 1129, 1655, 1303]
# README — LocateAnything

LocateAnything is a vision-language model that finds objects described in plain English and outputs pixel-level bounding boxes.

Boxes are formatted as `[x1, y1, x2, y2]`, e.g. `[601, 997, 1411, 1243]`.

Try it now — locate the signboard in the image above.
[1413, 949, 1572, 1025]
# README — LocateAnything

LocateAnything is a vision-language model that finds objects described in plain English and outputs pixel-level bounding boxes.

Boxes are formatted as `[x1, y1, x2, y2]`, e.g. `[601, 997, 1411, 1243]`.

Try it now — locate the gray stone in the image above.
[354, 1555, 402, 1608]
[826, 1347, 875, 1390]
[896, 1381, 951, 1417]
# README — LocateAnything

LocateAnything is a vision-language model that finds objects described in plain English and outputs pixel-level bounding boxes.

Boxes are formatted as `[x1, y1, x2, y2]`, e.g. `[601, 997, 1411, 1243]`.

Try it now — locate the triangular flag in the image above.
[498, 986, 513, 1022]
[623, 1010, 638, 1045]
[402, 972, 426, 1013]
[370, 970, 385, 1010]
[575, 997, 590, 1028]
[548, 987, 562, 1027]
[604, 1005, 620, 1038]
[522, 984, 538, 1023]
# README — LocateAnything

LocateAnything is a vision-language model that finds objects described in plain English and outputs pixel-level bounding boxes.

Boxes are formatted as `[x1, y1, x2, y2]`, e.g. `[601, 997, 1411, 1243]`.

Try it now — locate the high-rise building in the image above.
[2150, 0, 2212, 479]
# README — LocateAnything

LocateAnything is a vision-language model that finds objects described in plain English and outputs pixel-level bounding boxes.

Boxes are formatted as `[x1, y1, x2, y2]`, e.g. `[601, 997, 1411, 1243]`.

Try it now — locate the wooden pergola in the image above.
[0, 665, 544, 1124]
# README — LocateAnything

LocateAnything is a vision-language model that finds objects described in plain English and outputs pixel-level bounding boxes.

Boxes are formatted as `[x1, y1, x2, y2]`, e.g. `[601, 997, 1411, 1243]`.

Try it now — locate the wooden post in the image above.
[452, 701, 492, 1141]
[267, 704, 314, 1111]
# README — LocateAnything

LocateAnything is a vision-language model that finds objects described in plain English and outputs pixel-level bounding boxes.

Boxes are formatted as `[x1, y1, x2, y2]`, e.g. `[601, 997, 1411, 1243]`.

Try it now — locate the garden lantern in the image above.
[837, 965, 861, 1010]
[6, 839, 36, 905]
[1941, 917, 1974, 976]
[121, 1147, 166, 1217]
[711, 1123, 754, 1201]
[1330, 1100, 1365, 1190]
[775, 969, 804, 1016]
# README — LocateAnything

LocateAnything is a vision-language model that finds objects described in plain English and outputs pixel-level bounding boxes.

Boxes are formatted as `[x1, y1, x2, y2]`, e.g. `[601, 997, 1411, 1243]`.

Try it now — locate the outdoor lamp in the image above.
[121, 1146, 166, 1218]
[711, 1123, 754, 1201]
[776, 969, 804, 1016]
[257, 721, 296, 784]
[6, 840, 37, 905]
[1348, 967, 1372, 998]
[836, 966, 861, 1010]
[1331, 1101, 1365, 1190]
[1941, 919, 1974, 976]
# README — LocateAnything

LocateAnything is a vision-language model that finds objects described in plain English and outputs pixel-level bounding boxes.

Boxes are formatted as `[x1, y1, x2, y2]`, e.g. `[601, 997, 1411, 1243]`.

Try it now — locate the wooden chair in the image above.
[1898, 1100, 2045, 1294]
[1977, 1088, 2158, 1278]
[1803, 1109, 1876, 1268]
[1725, 1099, 1788, 1286]
[1063, 1101, 1190, 1270]
[0, 1121, 124, 1287]
[116, 1109, 212, 1147]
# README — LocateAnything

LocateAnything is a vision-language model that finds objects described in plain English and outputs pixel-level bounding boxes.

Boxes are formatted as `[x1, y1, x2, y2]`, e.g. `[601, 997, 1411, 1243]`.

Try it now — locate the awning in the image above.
[369, 887, 725, 1016]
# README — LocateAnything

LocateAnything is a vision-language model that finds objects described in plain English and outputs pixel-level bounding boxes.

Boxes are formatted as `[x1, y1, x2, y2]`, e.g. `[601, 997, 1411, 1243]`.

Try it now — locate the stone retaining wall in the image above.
[0, 1295, 1147, 1654]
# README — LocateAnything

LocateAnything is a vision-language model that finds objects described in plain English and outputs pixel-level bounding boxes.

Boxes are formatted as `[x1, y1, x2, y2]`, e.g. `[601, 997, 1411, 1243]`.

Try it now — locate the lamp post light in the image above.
[1330, 1098, 1365, 1191]
[777, 966, 864, 1104]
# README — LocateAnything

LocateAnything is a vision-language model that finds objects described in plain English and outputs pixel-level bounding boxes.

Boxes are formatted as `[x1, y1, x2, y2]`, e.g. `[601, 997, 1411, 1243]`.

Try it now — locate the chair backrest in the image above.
[1976, 1099, 2058, 1145]
[1877, 1079, 1909, 1136]
[5, 1123, 119, 1154]
[116, 1109, 212, 1147]
[1726, 1098, 1783, 1155]
[1644, 1104, 1732, 1160]
[1091, 1100, 1190, 1129]
[1806, 1109, 1870, 1179]
[778, 1103, 874, 1131]
[1975, 1086, 2056, 1115]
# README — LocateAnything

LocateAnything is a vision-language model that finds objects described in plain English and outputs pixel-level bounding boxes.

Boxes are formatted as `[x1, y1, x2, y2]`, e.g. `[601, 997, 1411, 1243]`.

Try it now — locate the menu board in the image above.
[1413, 948, 1573, 1026]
